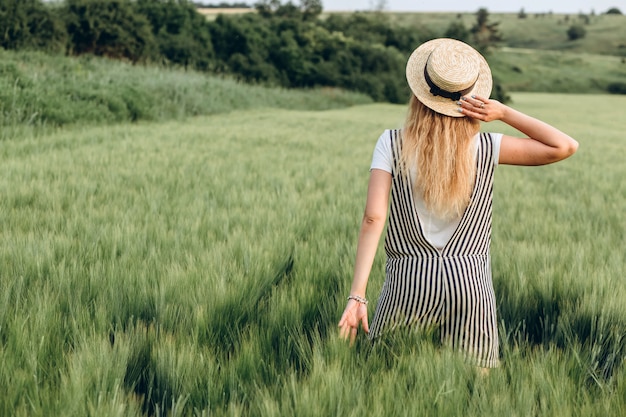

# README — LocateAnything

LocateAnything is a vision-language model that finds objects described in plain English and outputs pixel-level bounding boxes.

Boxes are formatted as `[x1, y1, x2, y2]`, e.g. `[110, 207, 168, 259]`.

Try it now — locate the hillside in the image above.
[387, 12, 626, 57]
[203, 8, 626, 95]
[202, 9, 626, 57]
[325, 11, 626, 94]
[2, 4, 625, 132]
[0, 49, 371, 131]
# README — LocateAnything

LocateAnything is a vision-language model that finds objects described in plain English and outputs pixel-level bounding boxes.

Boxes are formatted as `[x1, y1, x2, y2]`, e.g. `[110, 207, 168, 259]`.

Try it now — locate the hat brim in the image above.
[406, 38, 492, 117]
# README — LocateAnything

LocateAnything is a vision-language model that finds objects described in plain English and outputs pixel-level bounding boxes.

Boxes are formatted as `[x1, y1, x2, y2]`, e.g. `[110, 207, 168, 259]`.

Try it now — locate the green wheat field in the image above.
[1, 93, 625, 416]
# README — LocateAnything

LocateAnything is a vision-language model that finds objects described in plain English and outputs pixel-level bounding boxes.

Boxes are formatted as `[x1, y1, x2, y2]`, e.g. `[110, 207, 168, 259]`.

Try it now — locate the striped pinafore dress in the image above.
[369, 129, 499, 368]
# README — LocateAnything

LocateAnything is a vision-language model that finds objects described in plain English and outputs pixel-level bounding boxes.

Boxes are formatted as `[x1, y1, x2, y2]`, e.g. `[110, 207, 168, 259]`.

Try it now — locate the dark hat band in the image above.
[424, 66, 477, 102]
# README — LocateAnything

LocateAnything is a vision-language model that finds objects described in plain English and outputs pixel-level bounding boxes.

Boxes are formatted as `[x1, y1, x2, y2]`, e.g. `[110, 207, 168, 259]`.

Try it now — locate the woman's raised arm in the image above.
[459, 95, 579, 166]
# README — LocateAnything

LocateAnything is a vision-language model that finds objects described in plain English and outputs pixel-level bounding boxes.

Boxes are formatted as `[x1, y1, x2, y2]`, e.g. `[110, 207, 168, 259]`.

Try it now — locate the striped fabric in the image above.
[369, 129, 499, 368]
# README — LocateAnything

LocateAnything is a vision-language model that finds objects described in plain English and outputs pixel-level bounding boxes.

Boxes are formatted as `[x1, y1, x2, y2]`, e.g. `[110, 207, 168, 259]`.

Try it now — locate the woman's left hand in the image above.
[338, 299, 369, 346]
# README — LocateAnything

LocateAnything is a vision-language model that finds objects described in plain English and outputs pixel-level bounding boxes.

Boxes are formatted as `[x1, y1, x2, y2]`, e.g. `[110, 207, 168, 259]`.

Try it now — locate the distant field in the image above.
[489, 47, 626, 93]
[196, 7, 254, 16]
[1, 94, 624, 416]
[196, 7, 255, 20]
[388, 12, 626, 56]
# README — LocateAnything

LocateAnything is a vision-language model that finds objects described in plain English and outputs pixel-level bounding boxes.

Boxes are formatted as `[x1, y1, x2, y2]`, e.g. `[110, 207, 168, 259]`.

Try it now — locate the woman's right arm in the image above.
[459, 95, 579, 166]
[338, 168, 391, 345]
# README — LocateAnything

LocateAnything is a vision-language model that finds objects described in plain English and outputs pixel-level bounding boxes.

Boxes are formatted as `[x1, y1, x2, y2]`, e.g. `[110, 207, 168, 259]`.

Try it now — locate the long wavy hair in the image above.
[400, 95, 480, 219]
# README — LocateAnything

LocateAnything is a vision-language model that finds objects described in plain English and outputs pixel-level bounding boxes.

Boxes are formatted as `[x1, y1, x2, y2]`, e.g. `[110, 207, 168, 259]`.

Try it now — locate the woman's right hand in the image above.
[338, 299, 369, 346]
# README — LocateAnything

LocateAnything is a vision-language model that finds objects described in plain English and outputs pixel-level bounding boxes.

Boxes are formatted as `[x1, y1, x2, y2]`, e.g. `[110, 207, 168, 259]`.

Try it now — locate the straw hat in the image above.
[406, 38, 492, 117]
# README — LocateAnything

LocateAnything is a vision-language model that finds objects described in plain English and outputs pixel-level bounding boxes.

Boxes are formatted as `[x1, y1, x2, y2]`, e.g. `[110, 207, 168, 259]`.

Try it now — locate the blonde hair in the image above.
[400, 95, 480, 219]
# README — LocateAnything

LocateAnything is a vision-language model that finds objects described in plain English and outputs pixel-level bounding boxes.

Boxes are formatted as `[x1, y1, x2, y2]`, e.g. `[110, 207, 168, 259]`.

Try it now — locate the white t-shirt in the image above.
[371, 130, 502, 249]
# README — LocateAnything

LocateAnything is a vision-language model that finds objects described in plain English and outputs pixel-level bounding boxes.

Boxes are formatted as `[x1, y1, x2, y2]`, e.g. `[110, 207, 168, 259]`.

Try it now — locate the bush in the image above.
[321, 12, 427, 52]
[0, 0, 66, 51]
[444, 20, 470, 43]
[491, 76, 511, 103]
[567, 24, 586, 41]
[63, 0, 156, 62]
[205, 11, 428, 102]
[607, 82, 626, 94]
[136, 0, 215, 70]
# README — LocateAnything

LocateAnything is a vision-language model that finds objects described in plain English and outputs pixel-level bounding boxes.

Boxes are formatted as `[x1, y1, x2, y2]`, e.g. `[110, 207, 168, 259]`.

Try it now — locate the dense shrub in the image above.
[1, 0, 509, 103]
[206, 11, 419, 102]
[0, 0, 66, 51]
[471, 8, 502, 53]
[567, 24, 586, 41]
[444, 20, 470, 43]
[210, 13, 284, 83]
[607, 82, 626, 94]
[322, 12, 431, 52]
[136, 0, 214, 70]
[63, 0, 155, 61]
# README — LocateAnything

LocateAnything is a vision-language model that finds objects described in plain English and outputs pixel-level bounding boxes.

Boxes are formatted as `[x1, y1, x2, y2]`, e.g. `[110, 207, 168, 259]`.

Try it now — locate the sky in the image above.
[322, 0, 626, 14]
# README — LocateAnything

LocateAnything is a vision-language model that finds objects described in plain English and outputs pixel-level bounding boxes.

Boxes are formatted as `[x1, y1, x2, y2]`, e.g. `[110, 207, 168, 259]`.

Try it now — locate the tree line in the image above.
[0, 0, 508, 103]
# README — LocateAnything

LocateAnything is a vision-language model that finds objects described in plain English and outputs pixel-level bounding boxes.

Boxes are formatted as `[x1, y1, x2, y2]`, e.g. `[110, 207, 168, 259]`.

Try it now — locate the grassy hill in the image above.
[0, 49, 371, 132]
[357, 11, 626, 94]
[2, 9, 625, 132]
[494, 13, 626, 55]
[387, 12, 626, 56]
[489, 47, 625, 94]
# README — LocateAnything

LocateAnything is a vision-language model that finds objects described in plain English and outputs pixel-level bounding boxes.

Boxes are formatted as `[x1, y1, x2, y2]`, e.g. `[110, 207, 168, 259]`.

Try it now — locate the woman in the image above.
[338, 38, 578, 368]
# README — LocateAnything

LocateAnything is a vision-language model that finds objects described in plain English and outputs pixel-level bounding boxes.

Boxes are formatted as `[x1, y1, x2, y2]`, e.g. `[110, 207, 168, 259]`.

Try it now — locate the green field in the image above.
[387, 12, 626, 56]
[1, 93, 624, 416]
[387, 12, 626, 94]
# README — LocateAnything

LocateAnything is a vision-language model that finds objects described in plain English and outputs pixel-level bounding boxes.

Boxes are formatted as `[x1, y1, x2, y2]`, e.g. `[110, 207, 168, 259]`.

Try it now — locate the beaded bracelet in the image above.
[347, 295, 368, 305]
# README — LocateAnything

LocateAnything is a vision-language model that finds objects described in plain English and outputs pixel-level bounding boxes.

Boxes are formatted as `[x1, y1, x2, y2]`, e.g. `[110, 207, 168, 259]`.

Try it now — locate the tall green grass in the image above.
[0, 49, 371, 136]
[0, 94, 624, 416]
